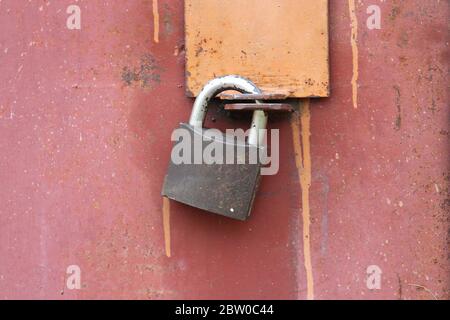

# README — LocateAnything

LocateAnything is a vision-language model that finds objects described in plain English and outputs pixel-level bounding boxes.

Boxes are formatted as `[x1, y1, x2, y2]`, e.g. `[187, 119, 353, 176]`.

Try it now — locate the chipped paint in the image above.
[291, 100, 314, 300]
[162, 197, 171, 258]
[349, 0, 359, 109]
[152, 0, 160, 43]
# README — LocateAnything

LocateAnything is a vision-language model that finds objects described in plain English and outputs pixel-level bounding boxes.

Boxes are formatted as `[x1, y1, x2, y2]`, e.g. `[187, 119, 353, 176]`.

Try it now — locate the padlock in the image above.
[161, 75, 268, 220]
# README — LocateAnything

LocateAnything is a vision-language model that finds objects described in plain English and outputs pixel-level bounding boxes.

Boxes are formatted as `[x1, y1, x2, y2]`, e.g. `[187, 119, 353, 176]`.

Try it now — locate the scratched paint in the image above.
[348, 0, 359, 109]
[290, 100, 314, 300]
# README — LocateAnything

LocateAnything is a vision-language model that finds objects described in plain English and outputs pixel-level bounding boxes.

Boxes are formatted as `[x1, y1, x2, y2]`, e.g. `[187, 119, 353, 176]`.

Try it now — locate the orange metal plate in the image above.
[185, 0, 329, 97]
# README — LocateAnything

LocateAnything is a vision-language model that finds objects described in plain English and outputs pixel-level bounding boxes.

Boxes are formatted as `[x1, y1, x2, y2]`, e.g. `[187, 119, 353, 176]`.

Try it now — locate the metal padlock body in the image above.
[162, 123, 262, 220]
[162, 75, 268, 221]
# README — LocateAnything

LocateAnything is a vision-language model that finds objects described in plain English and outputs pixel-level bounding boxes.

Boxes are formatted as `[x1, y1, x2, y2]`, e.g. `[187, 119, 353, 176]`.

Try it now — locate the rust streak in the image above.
[290, 100, 314, 300]
[152, 0, 160, 43]
[162, 197, 171, 257]
[349, 0, 359, 109]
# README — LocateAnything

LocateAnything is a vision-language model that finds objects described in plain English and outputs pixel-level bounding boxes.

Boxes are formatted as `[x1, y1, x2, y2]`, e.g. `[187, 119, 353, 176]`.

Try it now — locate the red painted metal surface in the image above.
[0, 0, 448, 299]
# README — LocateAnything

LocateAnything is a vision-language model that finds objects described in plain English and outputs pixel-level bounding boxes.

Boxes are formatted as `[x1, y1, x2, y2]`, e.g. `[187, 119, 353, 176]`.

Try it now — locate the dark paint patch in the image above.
[393, 85, 402, 131]
[162, 3, 174, 36]
[122, 54, 162, 88]
[390, 3, 402, 21]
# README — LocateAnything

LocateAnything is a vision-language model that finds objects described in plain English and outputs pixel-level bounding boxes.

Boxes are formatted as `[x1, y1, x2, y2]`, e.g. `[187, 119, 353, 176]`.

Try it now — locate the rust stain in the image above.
[349, 0, 359, 109]
[152, 0, 160, 43]
[290, 99, 314, 300]
[162, 197, 171, 257]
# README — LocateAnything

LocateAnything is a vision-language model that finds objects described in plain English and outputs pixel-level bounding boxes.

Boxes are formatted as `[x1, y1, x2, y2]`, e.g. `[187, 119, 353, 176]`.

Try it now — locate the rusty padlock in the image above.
[161, 75, 268, 220]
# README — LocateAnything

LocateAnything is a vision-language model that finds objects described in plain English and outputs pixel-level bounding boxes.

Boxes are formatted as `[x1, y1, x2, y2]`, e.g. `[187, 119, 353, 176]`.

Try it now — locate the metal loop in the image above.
[189, 75, 268, 146]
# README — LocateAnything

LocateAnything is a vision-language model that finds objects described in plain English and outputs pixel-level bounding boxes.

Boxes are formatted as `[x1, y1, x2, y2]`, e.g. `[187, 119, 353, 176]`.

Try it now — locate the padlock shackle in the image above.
[189, 75, 268, 147]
